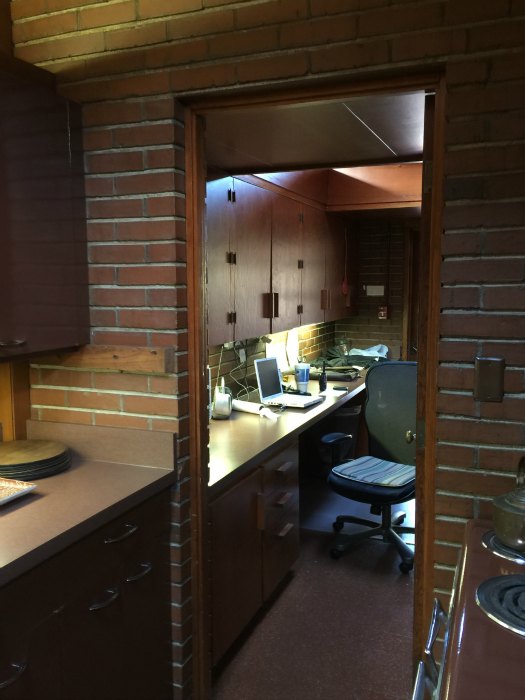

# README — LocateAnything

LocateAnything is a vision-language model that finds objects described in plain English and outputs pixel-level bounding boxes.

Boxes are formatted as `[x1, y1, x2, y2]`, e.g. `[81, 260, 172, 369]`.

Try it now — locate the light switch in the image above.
[474, 357, 505, 402]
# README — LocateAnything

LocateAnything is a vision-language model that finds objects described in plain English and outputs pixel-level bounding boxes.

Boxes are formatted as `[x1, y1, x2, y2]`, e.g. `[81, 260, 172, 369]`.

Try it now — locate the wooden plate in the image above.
[0, 439, 69, 467]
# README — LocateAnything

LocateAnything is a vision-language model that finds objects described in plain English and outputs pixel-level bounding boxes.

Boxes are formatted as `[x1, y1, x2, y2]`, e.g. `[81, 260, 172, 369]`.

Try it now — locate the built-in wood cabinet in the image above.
[209, 442, 299, 665]
[0, 491, 172, 700]
[206, 177, 272, 345]
[0, 58, 89, 359]
[206, 175, 352, 345]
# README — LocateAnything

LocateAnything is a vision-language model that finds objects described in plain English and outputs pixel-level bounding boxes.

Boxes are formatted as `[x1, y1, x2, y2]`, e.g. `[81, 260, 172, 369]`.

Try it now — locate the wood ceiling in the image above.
[204, 90, 426, 176]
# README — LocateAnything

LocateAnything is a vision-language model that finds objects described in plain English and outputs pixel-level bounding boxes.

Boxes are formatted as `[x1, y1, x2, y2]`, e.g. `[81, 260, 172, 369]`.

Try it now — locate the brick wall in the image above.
[336, 218, 410, 358]
[8, 1, 525, 696]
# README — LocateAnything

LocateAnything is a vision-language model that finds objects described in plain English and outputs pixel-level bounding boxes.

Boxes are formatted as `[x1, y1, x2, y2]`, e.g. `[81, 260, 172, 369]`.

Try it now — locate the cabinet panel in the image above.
[270, 193, 301, 332]
[324, 214, 349, 322]
[210, 468, 263, 665]
[0, 72, 89, 358]
[301, 205, 327, 326]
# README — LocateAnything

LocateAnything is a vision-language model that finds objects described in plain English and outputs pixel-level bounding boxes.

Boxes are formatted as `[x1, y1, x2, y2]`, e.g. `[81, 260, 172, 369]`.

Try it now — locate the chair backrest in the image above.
[363, 361, 417, 466]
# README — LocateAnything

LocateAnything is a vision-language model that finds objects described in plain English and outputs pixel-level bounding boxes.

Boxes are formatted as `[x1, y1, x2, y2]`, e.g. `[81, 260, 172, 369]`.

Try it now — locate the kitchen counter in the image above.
[0, 422, 176, 586]
[208, 378, 365, 493]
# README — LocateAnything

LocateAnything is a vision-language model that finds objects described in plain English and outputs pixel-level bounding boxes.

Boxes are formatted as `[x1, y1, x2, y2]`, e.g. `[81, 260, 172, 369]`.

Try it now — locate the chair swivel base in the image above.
[329, 509, 415, 573]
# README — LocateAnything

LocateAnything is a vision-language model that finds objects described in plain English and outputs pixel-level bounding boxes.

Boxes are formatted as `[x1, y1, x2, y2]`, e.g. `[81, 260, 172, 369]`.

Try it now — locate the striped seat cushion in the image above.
[332, 456, 415, 487]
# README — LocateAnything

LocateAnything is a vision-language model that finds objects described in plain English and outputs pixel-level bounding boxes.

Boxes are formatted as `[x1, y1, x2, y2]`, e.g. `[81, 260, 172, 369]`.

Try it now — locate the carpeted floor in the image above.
[212, 475, 414, 700]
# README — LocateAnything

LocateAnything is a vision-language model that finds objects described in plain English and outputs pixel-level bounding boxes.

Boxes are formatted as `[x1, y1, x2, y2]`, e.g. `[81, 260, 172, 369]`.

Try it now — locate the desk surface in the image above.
[208, 379, 365, 493]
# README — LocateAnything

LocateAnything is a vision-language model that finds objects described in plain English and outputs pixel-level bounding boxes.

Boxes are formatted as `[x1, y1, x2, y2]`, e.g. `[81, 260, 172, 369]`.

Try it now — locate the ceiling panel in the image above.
[204, 91, 425, 175]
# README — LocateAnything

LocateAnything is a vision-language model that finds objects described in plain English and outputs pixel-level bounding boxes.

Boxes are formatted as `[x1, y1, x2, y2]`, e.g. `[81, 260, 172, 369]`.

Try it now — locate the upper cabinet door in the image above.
[0, 73, 89, 359]
[231, 178, 272, 341]
[324, 214, 350, 322]
[300, 205, 327, 327]
[205, 177, 235, 346]
[270, 192, 301, 333]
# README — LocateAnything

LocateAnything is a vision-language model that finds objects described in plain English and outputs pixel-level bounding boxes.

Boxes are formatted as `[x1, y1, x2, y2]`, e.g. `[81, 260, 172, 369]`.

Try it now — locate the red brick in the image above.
[12, 12, 78, 43]
[93, 373, 149, 392]
[90, 309, 118, 326]
[30, 387, 68, 406]
[448, 82, 525, 118]
[480, 395, 525, 422]
[311, 39, 389, 73]
[114, 172, 175, 196]
[89, 243, 146, 264]
[118, 308, 179, 329]
[280, 16, 357, 48]
[122, 394, 179, 416]
[115, 220, 177, 241]
[446, 58, 490, 85]
[15, 31, 105, 64]
[236, 0, 308, 30]
[94, 412, 151, 429]
[83, 101, 143, 128]
[85, 177, 114, 197]
[440, 286, 480, 309]
[437, 366, 474, 392]
[91, 330, 149, 345]
[444, 201, 525, 230]
[436, 393, 477, 417]
[391, 28, 467, 62]
[437, 416, 524, 446]
[310, 0, 361, 15]
[484, 230, 525, 256]
[169, 63, 236, 92]
[484, 285, 525, 310]
[68, 390, 121, 411]
[446, 110, 525, 146]
[438, 340, 478, 363]
[10, 0, 47, 20]
[446, 143, 525, 175]
[90, 287, 147, 307]
[88, 266, 117, 285]
[115, 123, 175, 148]
[138, 0, 201, 20]
[433, 542, 462, 568]
[236, 52, 310, 84]
[469, 17, 525, 52]
[208, 26, 279, 59]
[87, 150, 144, 174]
[436, 466, 515, 497]
[34, 407, 94, 425]
[117, 265, 179, 285]
[79, 1, 136, 30]
[436, 443, 476, 468]
[35, 368, 92, 389]
[87, 197, 144, 219]
[359, 2, 442, 37]
[435, 493, 476, 519]
[434, 518, 467, 547]
[441, 259, 524, 284]
[479, 448, 525, 472]
[480, 341, 525, 366]
[441, 313, 525, 340]
[445, 0, 513, 24]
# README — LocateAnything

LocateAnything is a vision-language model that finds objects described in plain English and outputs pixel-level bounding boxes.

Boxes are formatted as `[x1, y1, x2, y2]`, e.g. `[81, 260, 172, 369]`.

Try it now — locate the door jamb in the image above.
[185, 72, 444, 697]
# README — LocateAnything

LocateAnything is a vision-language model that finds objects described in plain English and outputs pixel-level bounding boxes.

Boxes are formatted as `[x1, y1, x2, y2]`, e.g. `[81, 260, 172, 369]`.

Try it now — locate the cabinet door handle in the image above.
[125, 562, 153, 583]
[104, 522, 138, 544]
[275, 491, 292, 507]
[0, 661, 27, 690]
[275, 461, 294, 475]
[277, 522, 294, 538]
[0, 339, 27, 348]
[89, 586, 120, 611]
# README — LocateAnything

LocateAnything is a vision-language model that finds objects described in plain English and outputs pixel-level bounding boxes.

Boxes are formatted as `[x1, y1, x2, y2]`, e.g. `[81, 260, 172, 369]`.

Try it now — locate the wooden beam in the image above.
[32, 345, 176, 374]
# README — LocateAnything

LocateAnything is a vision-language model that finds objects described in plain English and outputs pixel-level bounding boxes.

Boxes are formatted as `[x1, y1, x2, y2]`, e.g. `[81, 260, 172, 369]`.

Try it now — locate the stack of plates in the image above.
[0, 439, 71, 480]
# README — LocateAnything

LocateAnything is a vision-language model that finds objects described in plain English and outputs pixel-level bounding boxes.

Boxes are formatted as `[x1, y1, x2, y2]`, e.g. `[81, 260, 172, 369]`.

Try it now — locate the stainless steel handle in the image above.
[406, 429, 416, 444]
[104, 522, 138, 544]
[424, 598, 448, 686]
[89, 586, 120, 611]
[0, 661, 27, 689]
[125, 562, 153, 583]
[410, 661, 429, 700]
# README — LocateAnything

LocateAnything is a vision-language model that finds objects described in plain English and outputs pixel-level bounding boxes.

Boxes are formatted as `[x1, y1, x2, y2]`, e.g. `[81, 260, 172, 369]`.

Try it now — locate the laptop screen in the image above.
[254, 357, 283, 402]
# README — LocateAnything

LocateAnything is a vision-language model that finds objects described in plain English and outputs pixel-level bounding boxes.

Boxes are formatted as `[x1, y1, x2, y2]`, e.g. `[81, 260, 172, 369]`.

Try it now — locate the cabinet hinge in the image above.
[227, 188, 236, 203]
[297, 304, 303, 315]
[227, 311, 237, 324]
[298, 259, 304, 269]
[226, 251, 237, 264]
[299, 212, 304, 223]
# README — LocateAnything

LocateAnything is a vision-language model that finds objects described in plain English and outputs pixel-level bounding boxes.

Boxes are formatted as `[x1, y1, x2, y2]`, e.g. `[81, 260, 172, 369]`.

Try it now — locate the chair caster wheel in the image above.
[399, 561, 413, 574]
[330, 548, 342, 560]
[332, 520, 344, 532]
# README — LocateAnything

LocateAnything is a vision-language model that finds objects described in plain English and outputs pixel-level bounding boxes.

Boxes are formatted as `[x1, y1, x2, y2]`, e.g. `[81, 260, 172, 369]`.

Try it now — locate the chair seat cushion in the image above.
[332, 456, 415, 487]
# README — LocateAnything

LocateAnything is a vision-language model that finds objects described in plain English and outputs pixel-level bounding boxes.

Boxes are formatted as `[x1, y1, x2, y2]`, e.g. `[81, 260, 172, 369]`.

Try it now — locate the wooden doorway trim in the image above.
[185, 71, 445, 696]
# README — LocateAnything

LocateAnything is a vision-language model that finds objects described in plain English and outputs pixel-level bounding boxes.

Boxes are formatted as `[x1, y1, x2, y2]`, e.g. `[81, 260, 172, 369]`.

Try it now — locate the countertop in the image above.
[0, 422, 176, 587]
[208, 378, 365, 494]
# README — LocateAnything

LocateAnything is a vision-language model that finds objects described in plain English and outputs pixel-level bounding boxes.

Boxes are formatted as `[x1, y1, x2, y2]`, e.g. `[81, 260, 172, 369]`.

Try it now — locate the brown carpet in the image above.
[212, 479, 414, 700]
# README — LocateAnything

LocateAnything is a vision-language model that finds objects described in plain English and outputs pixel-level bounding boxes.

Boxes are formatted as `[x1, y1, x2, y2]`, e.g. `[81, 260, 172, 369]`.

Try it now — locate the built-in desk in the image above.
[209, 378, 365, 492]
[208, 379, 365, 664]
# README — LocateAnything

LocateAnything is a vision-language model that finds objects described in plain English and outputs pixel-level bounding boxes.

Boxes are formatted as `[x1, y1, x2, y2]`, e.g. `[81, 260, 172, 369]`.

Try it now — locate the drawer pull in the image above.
[276, 492, 292, 507]
[277, 522, 294, 538]
[126, 562, 153, 583]
[0, 661, 27, 689]
[104, 522, 138, 544]
[89, 586, 120, 611]
[275, 461, 294, 475]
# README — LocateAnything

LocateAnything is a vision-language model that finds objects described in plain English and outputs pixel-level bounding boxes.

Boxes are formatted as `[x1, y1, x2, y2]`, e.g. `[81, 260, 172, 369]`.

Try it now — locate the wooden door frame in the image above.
[185, 71, 445, 697]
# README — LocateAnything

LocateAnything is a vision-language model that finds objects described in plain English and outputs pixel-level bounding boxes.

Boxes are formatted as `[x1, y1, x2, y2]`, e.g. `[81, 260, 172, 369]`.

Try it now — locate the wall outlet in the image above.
[223, 342, 234, 349]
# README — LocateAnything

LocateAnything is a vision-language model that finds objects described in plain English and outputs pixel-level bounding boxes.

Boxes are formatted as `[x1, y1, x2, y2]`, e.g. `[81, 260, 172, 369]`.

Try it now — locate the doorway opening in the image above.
[186, 72, 444, 696]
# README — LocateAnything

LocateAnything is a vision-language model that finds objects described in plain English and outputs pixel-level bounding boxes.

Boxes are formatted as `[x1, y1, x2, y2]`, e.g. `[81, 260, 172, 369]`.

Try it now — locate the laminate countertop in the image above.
[208, 379, 365, 494]
[0, 422, 176, 587]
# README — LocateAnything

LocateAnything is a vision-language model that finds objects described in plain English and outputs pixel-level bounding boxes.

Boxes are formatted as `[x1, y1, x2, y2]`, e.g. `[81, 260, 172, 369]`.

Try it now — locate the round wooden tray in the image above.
[0, 439, 69, 467]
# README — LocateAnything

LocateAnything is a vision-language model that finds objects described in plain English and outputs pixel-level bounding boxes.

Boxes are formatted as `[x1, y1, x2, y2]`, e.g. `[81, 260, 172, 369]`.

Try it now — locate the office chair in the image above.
[324, 361, 417, 573]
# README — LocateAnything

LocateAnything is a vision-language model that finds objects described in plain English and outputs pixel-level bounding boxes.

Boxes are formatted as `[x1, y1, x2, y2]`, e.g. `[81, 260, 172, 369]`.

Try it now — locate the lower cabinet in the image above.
[210, 442, 299, 665]
[0, 491, 172, 700]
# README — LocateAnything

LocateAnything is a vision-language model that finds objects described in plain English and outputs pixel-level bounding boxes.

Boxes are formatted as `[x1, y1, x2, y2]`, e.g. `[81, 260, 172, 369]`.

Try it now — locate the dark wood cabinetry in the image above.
[206, 177, 272, 345]
[209, 442, 299, 665]
[0, 59, 89, 359]
[206, 175, 352, 345]
[0, 491, 171, 700]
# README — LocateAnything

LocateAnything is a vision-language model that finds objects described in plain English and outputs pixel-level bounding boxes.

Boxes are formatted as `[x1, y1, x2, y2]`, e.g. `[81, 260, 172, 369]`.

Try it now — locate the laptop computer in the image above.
[254, 357, 323, 409]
